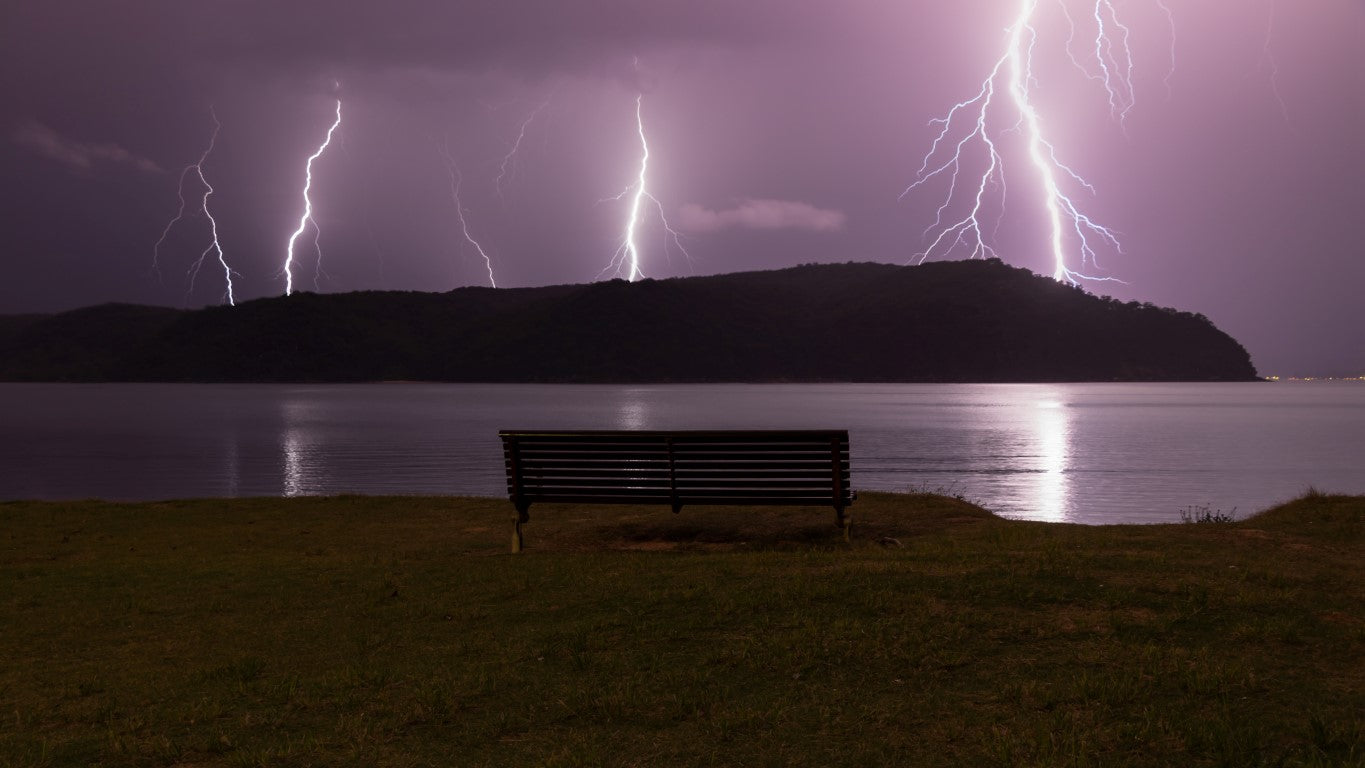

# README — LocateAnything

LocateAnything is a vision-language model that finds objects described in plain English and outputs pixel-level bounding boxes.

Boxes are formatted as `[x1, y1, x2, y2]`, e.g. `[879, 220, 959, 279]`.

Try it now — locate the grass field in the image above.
[2, 491, 1362, 767]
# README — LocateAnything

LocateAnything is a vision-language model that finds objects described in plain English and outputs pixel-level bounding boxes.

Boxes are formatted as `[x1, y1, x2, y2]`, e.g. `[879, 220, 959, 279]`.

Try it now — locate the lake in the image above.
[1, 382, 1360, 524]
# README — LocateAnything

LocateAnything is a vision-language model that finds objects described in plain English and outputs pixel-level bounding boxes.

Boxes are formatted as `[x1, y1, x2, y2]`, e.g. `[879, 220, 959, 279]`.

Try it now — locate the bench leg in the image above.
[511, 505, 530, 554]
[836, 507, 851, 543]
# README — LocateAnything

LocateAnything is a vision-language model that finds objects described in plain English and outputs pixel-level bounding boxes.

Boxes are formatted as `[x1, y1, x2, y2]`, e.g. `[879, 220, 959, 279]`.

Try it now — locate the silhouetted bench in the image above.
[499, 429, 854, 552]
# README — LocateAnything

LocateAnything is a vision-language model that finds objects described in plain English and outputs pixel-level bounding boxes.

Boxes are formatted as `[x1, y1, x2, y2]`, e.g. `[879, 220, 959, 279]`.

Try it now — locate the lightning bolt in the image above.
[1092, 0, 1137, 126]
[438, 144, 498, 288]
[903, 0, 1136, 284]
[1261, 0, 1292, 125]
[1158, 0, 1177, 102]
[152, 107, 236, 306]
[603, 93, 690, 282]
[1061, 0, 1145, 126]
[283, 99, 342, 296]
[311, 223, 330, 291]
[494, 100, 549, 197]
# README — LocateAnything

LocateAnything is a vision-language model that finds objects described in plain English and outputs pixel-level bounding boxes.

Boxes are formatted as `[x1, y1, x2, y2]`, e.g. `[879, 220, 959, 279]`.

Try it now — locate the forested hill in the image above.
[0, 260, 1258, 382]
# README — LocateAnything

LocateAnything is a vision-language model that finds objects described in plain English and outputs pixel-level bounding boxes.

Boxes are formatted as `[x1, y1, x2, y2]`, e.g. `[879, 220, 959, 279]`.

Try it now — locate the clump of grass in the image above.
[903, 481, 978, 505]
[1240, 488, 1363, 542]
[1179, 503, 1237, 524]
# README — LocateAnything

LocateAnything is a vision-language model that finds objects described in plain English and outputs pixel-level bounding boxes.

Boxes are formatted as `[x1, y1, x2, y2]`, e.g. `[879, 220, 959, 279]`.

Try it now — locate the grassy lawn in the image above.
[2, 491, 1362, 767]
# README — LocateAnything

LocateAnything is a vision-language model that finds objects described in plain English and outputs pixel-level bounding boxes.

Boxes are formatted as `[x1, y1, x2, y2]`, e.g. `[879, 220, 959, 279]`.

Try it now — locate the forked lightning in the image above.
[283, 100, 342, 296]
[903, 0, 1166, 284]
[604, 94, 689, 282]
[153, 108, 236, 305]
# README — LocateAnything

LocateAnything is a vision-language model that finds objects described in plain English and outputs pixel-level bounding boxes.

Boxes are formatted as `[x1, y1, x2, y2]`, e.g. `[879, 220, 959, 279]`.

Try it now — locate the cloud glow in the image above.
[679, 199, 847, 234]
[14, 121, 161, 174]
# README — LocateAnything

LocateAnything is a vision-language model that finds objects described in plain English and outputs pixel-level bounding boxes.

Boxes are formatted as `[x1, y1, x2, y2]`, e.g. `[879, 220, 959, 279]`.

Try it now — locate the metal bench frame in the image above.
[499, 429, 854, 552]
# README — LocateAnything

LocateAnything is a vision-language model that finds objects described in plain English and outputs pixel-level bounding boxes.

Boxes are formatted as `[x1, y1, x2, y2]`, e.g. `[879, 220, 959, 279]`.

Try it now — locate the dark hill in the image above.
[0, 261, 1257, 382]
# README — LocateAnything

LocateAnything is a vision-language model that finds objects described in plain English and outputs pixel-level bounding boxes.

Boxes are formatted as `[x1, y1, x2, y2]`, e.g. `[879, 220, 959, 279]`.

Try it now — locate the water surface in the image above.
[2, 382, 1360, 524]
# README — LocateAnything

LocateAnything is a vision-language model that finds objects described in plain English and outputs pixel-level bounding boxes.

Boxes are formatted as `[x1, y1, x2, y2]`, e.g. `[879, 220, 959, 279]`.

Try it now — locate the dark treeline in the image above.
[0, 260, 1258, 382]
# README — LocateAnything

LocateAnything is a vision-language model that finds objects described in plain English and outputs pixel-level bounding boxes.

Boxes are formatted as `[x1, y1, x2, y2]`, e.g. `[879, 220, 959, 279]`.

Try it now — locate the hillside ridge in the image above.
[0, 260, 1258, 382]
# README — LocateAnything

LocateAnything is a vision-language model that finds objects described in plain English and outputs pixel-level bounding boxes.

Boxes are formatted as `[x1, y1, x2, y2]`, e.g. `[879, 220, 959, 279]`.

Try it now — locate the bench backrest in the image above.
[500, 429, 851, 509]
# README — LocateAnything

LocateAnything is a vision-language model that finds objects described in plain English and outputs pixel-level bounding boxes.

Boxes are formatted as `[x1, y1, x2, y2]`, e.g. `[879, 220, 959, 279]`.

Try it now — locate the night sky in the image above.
[3, 1, 1362, 376]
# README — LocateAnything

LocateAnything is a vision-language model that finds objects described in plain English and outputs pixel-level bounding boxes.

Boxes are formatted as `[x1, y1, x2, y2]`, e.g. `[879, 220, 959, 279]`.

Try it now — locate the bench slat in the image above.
[521, 489, 847, 501]
[513, 461, 840, 471]
[508, 443, 847, 454]
[511, 453, 848, 463]
[511, 459, 846, 469]
[510, 482, 674, 492]
[509, 478, 843, 492]
[508, 467, 671, 479]
[523, 493, 847, 506]
[671, 461, 848, 473]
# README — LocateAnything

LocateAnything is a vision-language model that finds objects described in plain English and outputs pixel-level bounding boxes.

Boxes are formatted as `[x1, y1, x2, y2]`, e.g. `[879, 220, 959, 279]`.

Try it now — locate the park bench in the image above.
[499, 429, 854, 552]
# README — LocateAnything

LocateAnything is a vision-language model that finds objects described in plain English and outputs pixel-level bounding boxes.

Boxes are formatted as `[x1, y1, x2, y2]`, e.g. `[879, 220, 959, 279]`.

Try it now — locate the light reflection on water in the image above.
[1033, 399, 1069, 523]
[1, 382, 1361, 525]
[281, 398, 311, 498]
[224, 426, 240, 498]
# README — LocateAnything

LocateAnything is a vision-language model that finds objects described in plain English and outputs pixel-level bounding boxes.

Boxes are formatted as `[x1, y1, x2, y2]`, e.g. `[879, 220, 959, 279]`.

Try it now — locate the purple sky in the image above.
[3, 1, 1362, 376]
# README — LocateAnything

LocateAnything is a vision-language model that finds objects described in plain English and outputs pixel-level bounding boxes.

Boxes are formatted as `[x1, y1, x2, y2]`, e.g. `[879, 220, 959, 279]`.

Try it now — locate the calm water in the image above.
[1, 382, 1361, 524]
